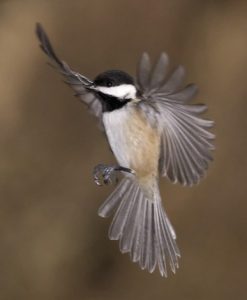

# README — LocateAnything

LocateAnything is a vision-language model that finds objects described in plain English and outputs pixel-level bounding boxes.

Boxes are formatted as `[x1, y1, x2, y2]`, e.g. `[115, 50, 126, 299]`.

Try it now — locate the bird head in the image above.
[92, 70, 137, 100]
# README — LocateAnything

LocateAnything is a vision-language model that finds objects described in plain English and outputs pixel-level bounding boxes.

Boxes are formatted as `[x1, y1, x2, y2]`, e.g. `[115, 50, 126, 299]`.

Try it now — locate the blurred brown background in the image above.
[1, 0, 247, 299]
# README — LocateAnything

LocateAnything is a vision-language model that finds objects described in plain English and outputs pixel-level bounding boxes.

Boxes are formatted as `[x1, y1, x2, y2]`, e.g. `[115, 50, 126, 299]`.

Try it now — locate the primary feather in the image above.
[137, 53, 215, 185]
[35, 23, 103, 124]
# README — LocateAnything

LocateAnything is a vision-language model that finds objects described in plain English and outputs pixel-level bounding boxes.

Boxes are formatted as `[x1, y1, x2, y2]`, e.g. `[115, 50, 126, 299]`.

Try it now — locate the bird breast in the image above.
[103, 104, 160, 180]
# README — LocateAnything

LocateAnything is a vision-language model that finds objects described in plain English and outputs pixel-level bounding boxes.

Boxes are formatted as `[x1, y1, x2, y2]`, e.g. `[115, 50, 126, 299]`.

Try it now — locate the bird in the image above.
[35, 23, 215, 277]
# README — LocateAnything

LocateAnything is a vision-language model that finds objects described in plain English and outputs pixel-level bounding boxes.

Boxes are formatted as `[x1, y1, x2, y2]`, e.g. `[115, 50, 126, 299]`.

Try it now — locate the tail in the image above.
[98, 177, 181, 277]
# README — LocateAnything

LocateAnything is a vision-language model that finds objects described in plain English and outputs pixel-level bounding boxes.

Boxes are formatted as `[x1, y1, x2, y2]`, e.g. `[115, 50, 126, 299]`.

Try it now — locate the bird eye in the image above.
[106, 81, 113, 87]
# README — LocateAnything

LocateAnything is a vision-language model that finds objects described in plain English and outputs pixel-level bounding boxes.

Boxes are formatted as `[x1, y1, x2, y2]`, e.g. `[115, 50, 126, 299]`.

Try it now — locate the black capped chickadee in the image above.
[36, 23, 215, 277]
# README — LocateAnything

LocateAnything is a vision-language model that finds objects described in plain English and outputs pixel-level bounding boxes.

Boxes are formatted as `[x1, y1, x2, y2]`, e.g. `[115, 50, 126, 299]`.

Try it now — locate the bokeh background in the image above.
[1, 0, 247, 299]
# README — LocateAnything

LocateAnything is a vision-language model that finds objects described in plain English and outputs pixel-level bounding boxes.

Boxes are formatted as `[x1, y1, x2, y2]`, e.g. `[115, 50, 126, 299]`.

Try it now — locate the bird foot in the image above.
[93, 164, 135, 186]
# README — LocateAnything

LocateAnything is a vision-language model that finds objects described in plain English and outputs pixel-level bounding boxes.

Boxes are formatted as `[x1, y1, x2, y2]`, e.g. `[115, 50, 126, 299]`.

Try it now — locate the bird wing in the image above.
[36, 23, 103, 129]
[136, 53, 215, 186]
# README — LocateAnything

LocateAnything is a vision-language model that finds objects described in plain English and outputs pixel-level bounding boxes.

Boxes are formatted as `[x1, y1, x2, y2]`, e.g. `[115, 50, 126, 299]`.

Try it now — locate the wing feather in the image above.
[164, 83, 198, 103]
[159, 65, 185, 93]
[150, 52, 169, 88]
[36, 23, 103, 127]
[137, 52, 151, 91]
[137, 52, 215, 185]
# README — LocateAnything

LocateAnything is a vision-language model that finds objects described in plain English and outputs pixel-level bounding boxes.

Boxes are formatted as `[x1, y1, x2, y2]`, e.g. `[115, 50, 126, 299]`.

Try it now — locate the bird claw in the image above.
[93, 164, 116, 186]
[93, 164, 135, 186]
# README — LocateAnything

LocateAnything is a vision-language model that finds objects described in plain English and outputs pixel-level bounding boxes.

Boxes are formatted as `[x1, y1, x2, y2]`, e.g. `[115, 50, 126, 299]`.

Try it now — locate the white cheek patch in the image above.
[97, 84, 137, 99]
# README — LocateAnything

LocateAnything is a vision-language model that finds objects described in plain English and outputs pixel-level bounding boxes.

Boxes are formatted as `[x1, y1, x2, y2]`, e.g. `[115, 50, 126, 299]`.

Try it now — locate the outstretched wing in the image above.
[36, 23, 103, 124]
[137, 53, 215, 186]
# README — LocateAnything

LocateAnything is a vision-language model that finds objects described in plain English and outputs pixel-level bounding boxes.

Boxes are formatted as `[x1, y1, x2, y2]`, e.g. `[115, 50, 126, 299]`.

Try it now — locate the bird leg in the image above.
[93, 164, 135, 186]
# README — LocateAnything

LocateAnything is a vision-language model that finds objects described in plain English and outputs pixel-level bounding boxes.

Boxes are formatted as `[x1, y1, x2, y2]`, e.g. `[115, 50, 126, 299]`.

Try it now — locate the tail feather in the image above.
[98, 177, 130, 217]
[119, 187, 143, 254]
[140, 201, 156, 272]
[162, 206, 181, 258]
[130, 194, 145, 263]
[157, 202, 179, 273]
[109, 183, 137, 240]
[154, 202, 167, 276]
[98, 177, 180, 276]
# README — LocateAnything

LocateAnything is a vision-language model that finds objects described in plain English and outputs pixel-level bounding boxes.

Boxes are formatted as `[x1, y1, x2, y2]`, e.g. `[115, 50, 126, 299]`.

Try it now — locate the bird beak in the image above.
[74, 74, 98, 92]
[75, 75, 96, 90]
[75, 74, 94, 87]
[86, 83, 97, 92]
